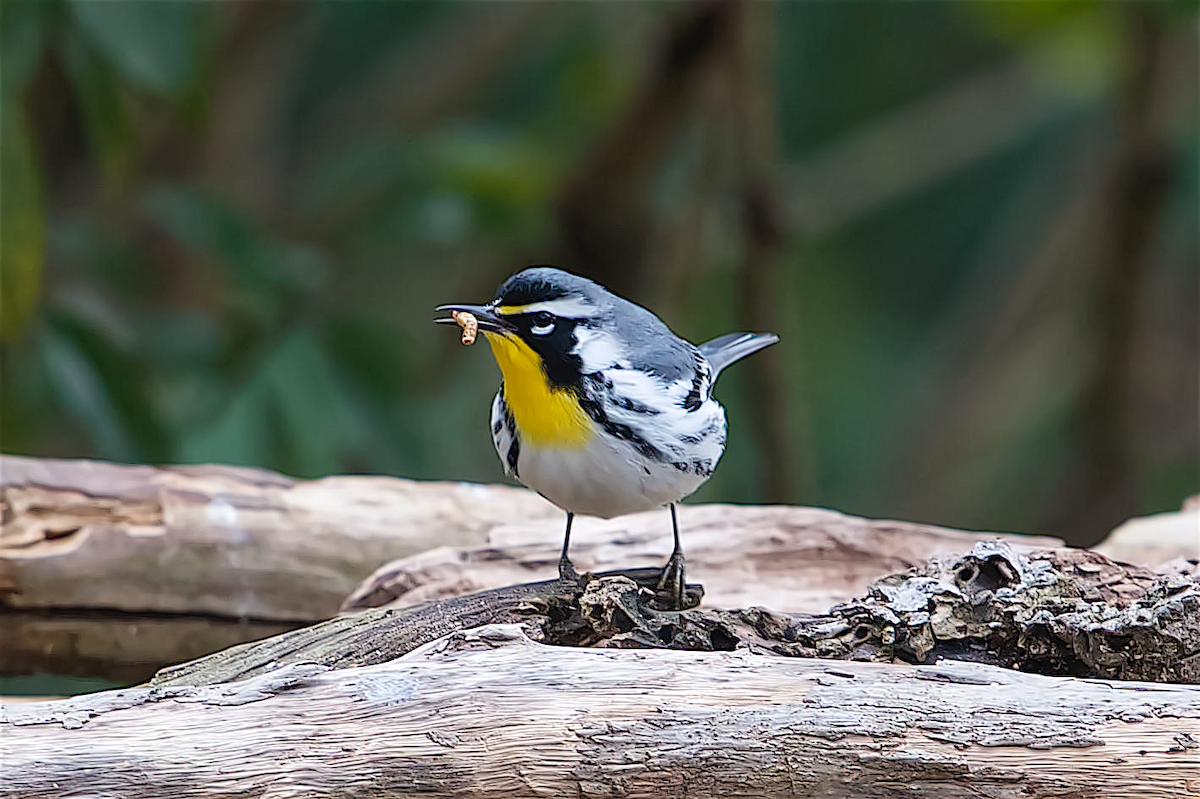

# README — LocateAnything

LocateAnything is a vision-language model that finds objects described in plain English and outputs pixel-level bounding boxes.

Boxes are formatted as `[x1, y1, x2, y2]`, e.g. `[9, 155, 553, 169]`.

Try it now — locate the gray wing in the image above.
[699, 332, 779, 381]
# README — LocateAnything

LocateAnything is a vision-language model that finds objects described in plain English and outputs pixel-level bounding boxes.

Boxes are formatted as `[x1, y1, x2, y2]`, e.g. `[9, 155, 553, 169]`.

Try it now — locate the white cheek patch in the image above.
[573, 326, 626, 372]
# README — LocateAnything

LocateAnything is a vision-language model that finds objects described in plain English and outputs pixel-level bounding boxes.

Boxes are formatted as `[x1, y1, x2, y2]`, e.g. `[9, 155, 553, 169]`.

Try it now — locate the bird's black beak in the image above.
[434, 303, 514, 334]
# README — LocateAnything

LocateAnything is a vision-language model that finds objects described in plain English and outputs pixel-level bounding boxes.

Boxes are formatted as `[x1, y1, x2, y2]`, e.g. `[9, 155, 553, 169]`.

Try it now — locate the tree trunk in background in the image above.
[556, 0, 731, 298]
[729, 0, 804, 504]
[1044, 4, 1174, 545]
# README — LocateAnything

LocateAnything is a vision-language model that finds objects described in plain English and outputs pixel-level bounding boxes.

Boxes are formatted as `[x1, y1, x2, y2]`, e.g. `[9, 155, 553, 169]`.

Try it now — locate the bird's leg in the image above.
[557, 512, 582, 585]
[655, 503, 686, 610]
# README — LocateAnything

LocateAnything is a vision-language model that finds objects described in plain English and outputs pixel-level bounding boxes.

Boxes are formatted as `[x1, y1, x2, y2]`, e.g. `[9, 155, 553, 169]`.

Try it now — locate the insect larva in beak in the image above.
[452, 310, 478, 345]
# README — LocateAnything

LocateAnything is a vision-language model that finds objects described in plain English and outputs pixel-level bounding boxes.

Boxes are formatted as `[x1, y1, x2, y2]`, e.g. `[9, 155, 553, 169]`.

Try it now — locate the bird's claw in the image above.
[557, 555, 584, 590]
[655, 551, 686, 611]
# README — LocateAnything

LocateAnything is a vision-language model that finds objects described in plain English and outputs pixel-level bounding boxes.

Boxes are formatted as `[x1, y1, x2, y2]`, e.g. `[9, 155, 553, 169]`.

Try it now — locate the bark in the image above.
[1, 455, 1063, 681]
[0, 455, 555, 679]
[0, 455, 554, 618]
[3, 624, 1198, 799]
[342, 504, 1061, 614]
[154, 540, 1200, 690]
[4, 456, 1198, 797]
[1095, 496, 1199, 574]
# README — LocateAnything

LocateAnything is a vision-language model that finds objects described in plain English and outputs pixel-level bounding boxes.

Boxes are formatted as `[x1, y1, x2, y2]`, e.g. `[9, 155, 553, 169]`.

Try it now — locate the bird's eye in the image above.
[529, 311, 556, 336]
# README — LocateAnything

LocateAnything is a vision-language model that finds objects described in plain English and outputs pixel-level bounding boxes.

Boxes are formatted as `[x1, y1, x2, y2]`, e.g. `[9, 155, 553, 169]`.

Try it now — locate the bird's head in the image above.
[438, 265, 695, 390]
[436, 267, 607, 390]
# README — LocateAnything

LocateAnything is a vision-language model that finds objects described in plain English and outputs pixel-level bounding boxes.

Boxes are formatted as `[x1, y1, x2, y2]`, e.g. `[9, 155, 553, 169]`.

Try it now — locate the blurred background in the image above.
[1, 0, 1196, 547]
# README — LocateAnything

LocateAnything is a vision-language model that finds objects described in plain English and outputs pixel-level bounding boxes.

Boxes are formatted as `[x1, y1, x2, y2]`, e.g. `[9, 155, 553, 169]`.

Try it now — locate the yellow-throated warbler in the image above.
[437, 267, 778, 607]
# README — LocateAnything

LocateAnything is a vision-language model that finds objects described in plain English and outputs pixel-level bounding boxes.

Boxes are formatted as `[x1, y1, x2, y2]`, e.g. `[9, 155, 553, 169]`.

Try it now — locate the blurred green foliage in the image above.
[1, 0, 1196, 543]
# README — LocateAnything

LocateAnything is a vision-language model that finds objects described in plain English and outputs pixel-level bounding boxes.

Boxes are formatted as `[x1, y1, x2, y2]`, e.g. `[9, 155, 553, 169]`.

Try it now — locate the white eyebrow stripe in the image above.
[498, 297, 595, 318]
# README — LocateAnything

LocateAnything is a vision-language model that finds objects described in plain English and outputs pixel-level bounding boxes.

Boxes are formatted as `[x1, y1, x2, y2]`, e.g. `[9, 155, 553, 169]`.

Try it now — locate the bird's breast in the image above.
[484, 332, 593, 448]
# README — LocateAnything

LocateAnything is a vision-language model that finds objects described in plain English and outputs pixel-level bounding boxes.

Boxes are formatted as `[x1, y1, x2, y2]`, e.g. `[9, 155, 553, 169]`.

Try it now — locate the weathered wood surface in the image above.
[342, 504, 1062, 613]
[1, 455, 1061, 620]
[0, 455, 554, 679]
[153, 540, 1200, 689]
[0, 612, 295, 685]
[0, 455, 555, 619]
[4, 624, 1198, 799]
[1, 455, 1065, 680]
[4, 456, 1197, 797]
[1096, 495, 1199, 574]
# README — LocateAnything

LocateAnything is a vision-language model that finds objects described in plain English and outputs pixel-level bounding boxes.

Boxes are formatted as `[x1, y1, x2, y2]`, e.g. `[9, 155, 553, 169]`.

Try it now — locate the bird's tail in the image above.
[699, 332, 779, 381]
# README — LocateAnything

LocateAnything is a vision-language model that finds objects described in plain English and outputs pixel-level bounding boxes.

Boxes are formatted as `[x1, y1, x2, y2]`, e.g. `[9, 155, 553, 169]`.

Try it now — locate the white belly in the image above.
[490, 391, 726, 518]
[519, 435, 710, 518]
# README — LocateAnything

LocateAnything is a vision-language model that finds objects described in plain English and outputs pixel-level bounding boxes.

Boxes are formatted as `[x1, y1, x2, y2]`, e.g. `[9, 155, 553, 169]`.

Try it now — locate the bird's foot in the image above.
[557, 555, 585, 590]
[655, 551, 686, 611]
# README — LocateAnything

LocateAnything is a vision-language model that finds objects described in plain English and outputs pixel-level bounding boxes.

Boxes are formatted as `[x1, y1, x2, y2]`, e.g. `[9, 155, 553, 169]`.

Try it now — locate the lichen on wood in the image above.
[150, 541, 1199, 691]
[722, 540, 1200, 683]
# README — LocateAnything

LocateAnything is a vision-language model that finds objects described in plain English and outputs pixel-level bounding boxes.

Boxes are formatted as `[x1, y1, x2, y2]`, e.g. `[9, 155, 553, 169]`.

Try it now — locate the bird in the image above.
[436, 267, 778, 608]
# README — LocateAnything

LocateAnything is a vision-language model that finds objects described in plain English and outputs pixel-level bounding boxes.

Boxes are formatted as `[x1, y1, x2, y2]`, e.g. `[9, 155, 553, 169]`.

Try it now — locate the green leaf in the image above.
[48, 303, 171, 461]
[175, 330, 365, 476]
[67, 0, 202, 98]
[967, 1, 1096, 42]
[0, 106, 45, 341]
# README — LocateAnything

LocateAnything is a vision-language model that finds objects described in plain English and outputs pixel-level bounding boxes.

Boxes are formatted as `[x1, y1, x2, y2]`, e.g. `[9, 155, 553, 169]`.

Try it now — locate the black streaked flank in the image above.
[680, 352, 707, 411]
[681, 372, 704, 411]
[497, 392, 520, 478]
[679, 416, 721, 445]
[583, 373, 660, 415]
[576, 394, 665, 462]
[613, 394, 660, 415]
[671, 459, 713, 476]
[506, 436, 520, 478]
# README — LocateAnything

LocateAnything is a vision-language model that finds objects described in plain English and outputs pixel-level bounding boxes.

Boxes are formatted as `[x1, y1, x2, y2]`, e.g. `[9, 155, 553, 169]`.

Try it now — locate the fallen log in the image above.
[150, 540, 1200, 689]
[1, 455, 1063, 680]
[0, 455, 554, 679]
[5, 517, 1198, 797]
[341, 503, 1062, 613]
[1096, 495, 1199, 573]
[0, 455, 554, 619]
[4, 624, 1198, 799]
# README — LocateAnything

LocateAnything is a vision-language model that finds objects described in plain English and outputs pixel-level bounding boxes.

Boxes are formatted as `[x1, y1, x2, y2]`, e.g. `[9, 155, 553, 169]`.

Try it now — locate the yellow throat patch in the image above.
[484, 332, 593, 448]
